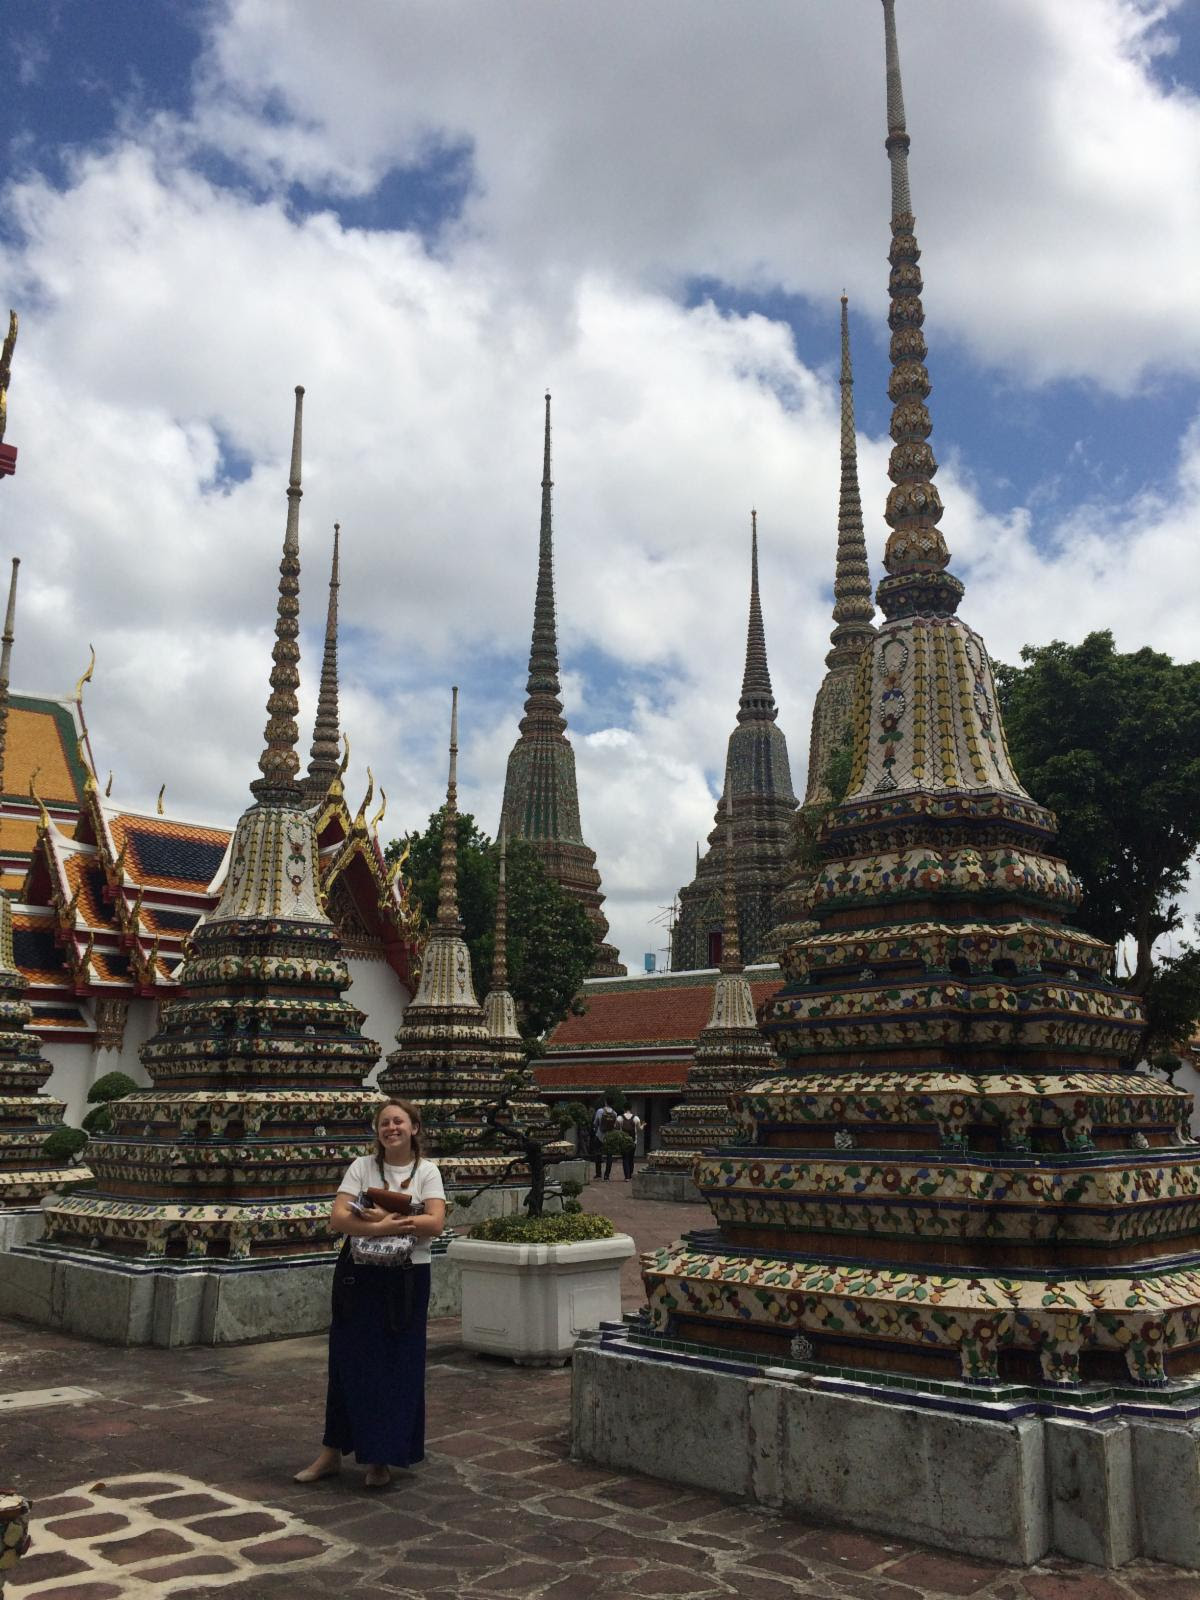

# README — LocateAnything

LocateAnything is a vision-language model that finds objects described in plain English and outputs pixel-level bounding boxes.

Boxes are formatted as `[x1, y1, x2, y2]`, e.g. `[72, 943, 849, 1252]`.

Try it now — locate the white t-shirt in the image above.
[337, 1155, 447, 1265]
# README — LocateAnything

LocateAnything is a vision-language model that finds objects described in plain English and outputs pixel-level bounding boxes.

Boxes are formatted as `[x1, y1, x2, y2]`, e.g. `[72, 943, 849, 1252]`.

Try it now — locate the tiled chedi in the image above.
[499, 394, 624, 978]
[671, 513, 798, 972]
[40, 388, 382, 1260]
[380, 690, 569, 1183]
[643, 0, 1194, 1392]
[763, 295, 876, 961]
[645, 789, 776, 1177]
[0, 557, 90, 1205]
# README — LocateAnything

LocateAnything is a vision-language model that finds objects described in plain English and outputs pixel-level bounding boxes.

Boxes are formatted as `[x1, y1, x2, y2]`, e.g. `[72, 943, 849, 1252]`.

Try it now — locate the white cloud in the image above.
[190, 0, 1200, 391]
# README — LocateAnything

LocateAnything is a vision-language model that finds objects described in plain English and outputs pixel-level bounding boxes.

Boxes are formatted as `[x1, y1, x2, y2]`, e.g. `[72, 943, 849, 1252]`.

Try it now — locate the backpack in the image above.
[600, 1108, 618, 1132]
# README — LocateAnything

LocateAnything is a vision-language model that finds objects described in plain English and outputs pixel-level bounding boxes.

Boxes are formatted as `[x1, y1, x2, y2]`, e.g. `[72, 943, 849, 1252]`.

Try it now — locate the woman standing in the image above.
[295, 1099, 446, 1489]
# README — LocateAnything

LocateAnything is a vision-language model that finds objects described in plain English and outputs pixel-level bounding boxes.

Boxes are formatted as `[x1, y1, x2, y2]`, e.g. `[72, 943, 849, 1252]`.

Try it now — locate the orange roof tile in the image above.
[546, 975, 781, 1051]
[4, 698, 88, 808]
[535, 1059, 690, 1093]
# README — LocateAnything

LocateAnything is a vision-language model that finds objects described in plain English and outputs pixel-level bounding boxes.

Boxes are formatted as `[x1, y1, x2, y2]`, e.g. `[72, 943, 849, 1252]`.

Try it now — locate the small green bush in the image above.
[87, 1071, 139, 1105]
[82, 1104, 113, 1134]
[469, 1212, 615, 1244]
[602, 1131, 634, 1156]
[43, 1126, 89, 1162]
[603, 1089, 628, 1113]
[559, 1178, 583, 1199]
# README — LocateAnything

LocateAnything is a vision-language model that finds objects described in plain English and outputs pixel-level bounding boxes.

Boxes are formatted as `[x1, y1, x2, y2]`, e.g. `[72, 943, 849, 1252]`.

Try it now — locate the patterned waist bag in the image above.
[350, 1196, 424, 1269]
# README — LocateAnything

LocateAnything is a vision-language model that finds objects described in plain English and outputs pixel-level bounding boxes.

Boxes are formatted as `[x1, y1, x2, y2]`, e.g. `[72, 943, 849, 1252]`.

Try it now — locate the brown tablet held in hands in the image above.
[364, 1187, 414, 1214]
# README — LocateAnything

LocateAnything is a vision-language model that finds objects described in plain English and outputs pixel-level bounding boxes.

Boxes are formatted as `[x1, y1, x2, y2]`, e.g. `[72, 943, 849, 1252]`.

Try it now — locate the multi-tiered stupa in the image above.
[0, 558, 89, 1220]
[763, 298, 876, 959]
[382, 693, 564, 1182]
[499, 395, 624, 977]
[636, 790, 775, 1201]
[38, 389, 383, 1262]
[641, 0, 1195, 1397]
[671, 515, 798, 970]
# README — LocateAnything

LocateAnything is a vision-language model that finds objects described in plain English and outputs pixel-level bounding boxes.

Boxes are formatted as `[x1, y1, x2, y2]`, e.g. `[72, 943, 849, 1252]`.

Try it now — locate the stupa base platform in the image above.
[0, 1239, 464, 1347]
[572, 1320, 1200, 1570]
[0, 1204, 48, 1252]
[630, 1168, 700, 1203]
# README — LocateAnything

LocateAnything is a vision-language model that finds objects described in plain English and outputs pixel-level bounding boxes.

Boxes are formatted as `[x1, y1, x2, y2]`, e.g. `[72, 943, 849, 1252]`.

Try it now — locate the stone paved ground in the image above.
[2, 1180, 1199, 1599]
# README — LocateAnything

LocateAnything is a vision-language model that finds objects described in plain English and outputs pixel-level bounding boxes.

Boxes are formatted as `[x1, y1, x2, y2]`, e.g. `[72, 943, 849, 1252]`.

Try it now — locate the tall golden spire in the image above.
[251, 386, 305, 803]
[877, 0, 963, 622]
[827, 297, 875, 667]
[304, 521, 341, 806]
[437, 686, 461, 929]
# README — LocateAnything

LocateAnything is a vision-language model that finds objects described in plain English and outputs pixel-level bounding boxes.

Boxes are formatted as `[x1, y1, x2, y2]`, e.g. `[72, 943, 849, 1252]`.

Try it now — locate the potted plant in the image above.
[446, 1087, 635, 1365]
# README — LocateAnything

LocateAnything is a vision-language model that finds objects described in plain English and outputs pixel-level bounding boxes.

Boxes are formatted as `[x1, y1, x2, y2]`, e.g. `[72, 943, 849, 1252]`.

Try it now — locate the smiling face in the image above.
[376, 1102, 417, 1162]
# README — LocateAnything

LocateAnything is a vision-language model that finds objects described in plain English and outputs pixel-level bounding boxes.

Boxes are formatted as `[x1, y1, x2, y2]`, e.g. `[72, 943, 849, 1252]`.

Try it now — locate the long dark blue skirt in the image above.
[323, 1262, 431, 1466]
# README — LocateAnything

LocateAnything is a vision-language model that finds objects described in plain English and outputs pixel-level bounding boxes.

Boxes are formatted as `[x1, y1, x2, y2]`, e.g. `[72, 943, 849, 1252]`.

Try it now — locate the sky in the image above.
[1, 0, 1198, 974]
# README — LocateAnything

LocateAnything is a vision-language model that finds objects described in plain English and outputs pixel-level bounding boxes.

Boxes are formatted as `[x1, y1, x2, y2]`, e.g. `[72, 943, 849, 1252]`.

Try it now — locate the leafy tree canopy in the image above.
[995, 632, 1200, 1043]
[387, 810, 596, 1039]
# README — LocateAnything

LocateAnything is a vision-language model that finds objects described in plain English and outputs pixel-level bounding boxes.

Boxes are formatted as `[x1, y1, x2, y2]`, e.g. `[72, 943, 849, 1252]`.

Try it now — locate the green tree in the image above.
[387, 811, 596, 1038]
[995, 632, 1200, 1039]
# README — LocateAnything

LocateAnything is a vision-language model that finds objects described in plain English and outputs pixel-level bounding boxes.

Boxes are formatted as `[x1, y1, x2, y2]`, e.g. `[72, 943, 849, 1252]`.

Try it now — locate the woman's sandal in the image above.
[363, 1466, 392, 1490]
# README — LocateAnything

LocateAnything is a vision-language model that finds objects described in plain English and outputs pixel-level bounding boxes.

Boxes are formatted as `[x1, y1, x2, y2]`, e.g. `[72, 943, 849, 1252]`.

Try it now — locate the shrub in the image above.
[602, 1131, 634, 1156]
[43, 1126, 89, 1162]
[82, 1104, 113, 1134]
[469, 1212, 615, 1244]
[559, 1178, 583, 1199]
[87, 1071, 139, 1104]
[603, 1089, 628, 1113]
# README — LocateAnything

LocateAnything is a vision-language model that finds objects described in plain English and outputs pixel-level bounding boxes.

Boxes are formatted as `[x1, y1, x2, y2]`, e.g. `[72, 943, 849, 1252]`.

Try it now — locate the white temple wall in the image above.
[344, 956, 410, 1086]
[42, 1041, 102, 1128]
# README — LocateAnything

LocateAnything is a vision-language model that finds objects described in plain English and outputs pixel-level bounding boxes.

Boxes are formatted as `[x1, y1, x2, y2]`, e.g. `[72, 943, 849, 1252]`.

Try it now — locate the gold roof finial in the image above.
[105, 771, 113, 797]
[156, 784, 166, 816]
[250, 385, 305, 804]
[29, 768, 50, 832]
[74, 644, 95, 703]
[356, 767, 374, 824]
[370, 788, 387, 832]
[339, 731, 351, 778]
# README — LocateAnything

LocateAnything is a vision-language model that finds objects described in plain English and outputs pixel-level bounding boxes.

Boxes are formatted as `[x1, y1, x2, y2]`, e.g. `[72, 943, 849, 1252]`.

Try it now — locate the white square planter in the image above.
[448, 1233, 636, 1366]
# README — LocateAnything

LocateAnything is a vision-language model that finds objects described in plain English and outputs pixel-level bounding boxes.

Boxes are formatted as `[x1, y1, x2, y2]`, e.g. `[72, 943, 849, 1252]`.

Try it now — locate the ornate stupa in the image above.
[761, 298, 876, 959]
[499, 395, 625, 978]
[0, 558, 88, 1209]
[482, 830, 526, 1073]
[382, 692, 562, 1180]
[637, 788, 775, 1200]
[302, 522, 342, 808]
[40, 388, 384, 1260]
[671, 514, 797, 970]
[642, 0, 1194, 1393]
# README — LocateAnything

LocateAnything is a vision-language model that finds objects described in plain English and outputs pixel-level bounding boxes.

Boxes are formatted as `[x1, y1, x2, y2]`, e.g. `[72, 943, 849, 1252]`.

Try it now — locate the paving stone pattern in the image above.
[2, 1181, 1198, 1598]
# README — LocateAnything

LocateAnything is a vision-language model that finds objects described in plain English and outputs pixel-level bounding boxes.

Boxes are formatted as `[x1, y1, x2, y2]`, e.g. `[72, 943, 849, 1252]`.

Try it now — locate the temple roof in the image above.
[536, 966, 782, 1096]
[545, 968, 782, 1051]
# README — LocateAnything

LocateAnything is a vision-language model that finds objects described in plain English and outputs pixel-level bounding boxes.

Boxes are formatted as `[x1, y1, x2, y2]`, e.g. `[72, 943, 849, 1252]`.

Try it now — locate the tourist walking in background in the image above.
[616, 1107, 642, 1180]
[593, 1098, 618, 1180]
[295, 1099, 445, 1489]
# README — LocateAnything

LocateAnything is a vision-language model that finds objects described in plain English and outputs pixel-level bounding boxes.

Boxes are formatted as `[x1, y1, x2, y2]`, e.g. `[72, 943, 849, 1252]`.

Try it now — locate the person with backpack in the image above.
[593, 1098, 618, 1180]
[615, 1108, 642, 1180]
